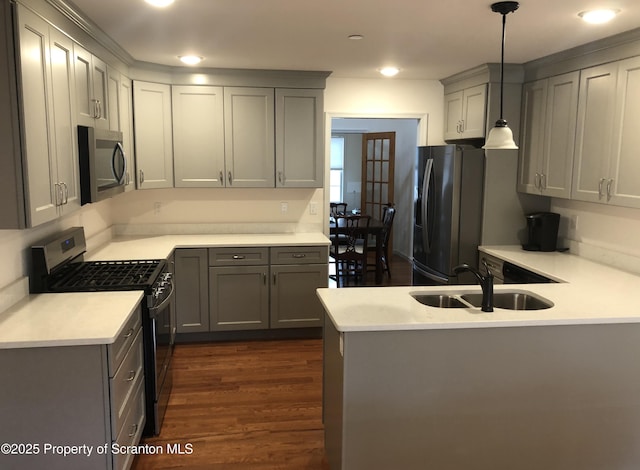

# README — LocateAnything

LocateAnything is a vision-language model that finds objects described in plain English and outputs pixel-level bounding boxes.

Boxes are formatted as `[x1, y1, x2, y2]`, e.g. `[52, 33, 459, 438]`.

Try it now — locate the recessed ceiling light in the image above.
[348, 34, 364, 40]
[379, 67, 400, 77]
[578, 9, 619, 24]
[179, 55, 203, 65]
[145, 0, 174, 6]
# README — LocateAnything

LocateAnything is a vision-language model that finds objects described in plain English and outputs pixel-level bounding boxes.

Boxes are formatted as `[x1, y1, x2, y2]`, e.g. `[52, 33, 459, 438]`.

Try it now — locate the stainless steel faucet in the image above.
[453, 262, 494, 312]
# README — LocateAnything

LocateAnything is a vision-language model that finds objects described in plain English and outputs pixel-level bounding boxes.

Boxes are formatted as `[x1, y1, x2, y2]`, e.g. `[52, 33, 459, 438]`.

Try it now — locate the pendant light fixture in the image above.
[483, 1, 520, 150]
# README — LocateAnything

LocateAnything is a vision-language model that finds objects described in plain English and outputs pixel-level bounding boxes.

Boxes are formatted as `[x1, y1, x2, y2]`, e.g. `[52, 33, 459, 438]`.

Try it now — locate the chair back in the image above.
[330, 202, 348, 217]
[380, 204, 396, 247]
[333, 214, 371, 257]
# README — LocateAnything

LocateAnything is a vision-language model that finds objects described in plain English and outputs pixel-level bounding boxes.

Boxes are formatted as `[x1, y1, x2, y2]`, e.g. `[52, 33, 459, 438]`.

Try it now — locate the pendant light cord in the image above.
[499, 12, 506, 121]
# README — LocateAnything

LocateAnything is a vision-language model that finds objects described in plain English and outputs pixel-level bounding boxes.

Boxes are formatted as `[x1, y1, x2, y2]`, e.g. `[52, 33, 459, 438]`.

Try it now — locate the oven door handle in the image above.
[148, 280, 175, 318]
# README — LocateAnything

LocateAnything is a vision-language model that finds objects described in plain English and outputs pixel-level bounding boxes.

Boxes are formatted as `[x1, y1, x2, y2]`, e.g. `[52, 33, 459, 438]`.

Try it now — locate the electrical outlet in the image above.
[309, 202, 318, 215]
[280, 202, 288, 214]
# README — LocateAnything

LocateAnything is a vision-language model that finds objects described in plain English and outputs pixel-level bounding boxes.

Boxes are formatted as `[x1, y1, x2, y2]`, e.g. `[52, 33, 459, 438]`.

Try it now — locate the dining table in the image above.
[329, 214, 386, 285]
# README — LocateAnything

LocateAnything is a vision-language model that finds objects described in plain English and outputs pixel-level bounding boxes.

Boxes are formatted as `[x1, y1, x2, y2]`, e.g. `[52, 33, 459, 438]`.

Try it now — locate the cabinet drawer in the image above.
[111, 328, 144, 437]
[107, 306, 142, 376]
[271, 245, 328, 265]
[112, 377, 145, 470]
[208, 247, 269, 266]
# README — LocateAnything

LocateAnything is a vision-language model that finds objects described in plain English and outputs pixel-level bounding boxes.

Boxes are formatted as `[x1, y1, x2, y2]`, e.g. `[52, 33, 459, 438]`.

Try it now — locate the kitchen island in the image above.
[317, 248, 640, 470]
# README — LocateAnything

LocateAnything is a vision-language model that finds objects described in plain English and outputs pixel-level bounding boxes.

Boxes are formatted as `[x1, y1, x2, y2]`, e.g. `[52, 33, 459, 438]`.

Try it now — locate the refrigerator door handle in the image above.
[422, 158, 433, 254]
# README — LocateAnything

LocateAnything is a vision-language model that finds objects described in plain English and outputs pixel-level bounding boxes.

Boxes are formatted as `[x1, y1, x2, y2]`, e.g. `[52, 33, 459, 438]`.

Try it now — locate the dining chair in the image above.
[330, 214, 371, 287]
[368, 203, 396, 278]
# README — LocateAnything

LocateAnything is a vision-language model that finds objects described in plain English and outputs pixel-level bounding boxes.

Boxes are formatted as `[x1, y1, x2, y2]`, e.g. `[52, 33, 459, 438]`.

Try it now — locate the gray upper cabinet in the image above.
[74, 43, 109, 130]
[133, 80, 174, 189]
[224, 87, 275, 187]
[572, 63, 618, 203]
[443, 84, 487, 141]
[172, 85, 226, 188]
[607, 56, 640, 208]
[518, 72, 579, 198]
[1, 4, 80, 228]
[275, 88, 324, 188]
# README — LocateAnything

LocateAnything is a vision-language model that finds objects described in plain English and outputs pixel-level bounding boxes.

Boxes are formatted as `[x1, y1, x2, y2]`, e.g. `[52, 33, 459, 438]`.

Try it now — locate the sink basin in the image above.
[461, 292, 553, 310]
[411, 294, 468, 308]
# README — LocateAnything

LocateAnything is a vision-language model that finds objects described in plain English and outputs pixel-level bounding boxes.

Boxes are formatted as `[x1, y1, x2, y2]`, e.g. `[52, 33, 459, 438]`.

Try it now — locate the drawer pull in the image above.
[292, 253, 307, 258]
[123, 328, 134, 339]
[232, 255, 246, 260]
[126, 370, 136, 382]
[128, 423, 138, 437]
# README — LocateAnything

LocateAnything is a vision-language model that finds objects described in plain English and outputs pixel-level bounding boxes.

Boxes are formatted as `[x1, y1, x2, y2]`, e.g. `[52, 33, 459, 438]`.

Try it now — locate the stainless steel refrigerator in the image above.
[412, 145, 548, 285]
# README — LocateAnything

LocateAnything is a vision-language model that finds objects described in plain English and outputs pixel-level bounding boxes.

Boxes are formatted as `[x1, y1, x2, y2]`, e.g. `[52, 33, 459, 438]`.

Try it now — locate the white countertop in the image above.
[86, 232, 330, 261]
[0, 291, 143, 349]
[317, 245, 640, 332]
[0, 232, 329, 349]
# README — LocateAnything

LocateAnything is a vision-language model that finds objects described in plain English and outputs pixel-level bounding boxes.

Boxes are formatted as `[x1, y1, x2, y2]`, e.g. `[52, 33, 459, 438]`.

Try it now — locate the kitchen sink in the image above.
[411, 290, 554, 311]
[411, 294, 468, 308]
[461, 291, 553, 310]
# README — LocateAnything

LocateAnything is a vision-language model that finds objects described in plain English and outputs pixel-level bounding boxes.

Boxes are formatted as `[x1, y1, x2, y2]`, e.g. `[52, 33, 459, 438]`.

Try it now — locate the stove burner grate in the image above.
[49, 260, 163, 291]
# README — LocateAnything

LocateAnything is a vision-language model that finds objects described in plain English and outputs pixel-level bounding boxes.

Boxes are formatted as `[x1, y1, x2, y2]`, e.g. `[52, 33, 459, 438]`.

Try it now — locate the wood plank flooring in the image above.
[132, 256, 412, 469]
[131, 339, 328, 469]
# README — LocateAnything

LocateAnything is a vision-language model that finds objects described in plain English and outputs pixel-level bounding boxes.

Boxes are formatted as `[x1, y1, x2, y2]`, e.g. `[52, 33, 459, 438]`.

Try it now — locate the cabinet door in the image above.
[173, 85, 225, 187]
[275, 88, 323, 187]
[17, 6, 58, 226]
[461, 84, 486, 138]
[224, 87, 275, 187]
[443, 90, 463, 141]
[572, 64, 618, 203]
[119, 76, 135, 190]
[175, 249, 209, 333]
[107, 67, 121, 132]
[270, 264, 328, 328]
[49, 29, 81, 215]
[74, 45, 108, 129]
[133, 80, 174, 189]
[518, 79, 547, 194]
[609, 56, 640, 208]
[209, 266, 269, 330]
[540, 72, 579, 199]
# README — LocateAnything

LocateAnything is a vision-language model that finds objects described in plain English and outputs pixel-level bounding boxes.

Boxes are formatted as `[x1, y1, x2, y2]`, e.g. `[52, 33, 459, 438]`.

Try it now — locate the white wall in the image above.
[552, 198, 640, 274]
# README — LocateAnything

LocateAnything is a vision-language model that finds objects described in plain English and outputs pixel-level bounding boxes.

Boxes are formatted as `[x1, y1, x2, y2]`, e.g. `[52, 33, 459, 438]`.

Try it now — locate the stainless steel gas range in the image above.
[30, 227, 175, 437]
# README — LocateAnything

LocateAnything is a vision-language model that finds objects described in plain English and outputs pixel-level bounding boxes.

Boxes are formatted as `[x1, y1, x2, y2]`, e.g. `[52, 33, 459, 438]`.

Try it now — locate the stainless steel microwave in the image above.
[78, 125, 127, 205]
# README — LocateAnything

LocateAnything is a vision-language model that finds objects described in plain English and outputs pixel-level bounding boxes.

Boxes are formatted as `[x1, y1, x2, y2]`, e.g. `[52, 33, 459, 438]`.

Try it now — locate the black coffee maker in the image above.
[523, 212, 560, 252]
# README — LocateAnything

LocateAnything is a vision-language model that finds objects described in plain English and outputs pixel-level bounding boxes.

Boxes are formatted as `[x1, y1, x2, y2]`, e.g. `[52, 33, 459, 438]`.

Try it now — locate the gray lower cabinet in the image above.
[175, 246, 328, 333]
[0, 306, 145, 470]
[174, 248, 210, 333]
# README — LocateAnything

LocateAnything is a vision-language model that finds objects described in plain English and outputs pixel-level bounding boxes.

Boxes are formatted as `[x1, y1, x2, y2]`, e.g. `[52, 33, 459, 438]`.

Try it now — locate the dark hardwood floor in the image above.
[132, 255, 411, 469]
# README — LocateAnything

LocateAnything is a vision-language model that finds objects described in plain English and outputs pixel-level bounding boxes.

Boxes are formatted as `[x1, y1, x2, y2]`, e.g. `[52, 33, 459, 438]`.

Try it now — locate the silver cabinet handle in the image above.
[292, 253, 306, 258]
[53, 183, 61, 206]
[598, 178, 606, 199]
[123, 328, 134, 339]
[231, 255, 245, 260]
[541, 173, 547, 190]
[228, 171, 233, 186]
[534, 173, 540, 190]
[607, 178, 613, 200]
[139, 169, 145, 186]
[128, 423, 138, 438]
[219, 170, 224, 186]
[62, 182, 68, 204]
[278, 171, 283, 184]
[459, 119, 465, 133]
[126, 370, 136, 382]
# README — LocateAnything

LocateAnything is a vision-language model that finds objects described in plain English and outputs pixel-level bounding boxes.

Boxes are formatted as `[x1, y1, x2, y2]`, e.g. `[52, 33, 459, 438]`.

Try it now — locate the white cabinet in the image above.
[518, 72, 579, 198]
[223, 87, 275, 187]
[13, 5, 80, 227]
[119, 76, 135, 190]
[74, 43, 109, 129]
[133, 80, 173, 189]
[444, 84, 487, 140]
[275, 88, 324, 187]
[172, 85, 225, 187]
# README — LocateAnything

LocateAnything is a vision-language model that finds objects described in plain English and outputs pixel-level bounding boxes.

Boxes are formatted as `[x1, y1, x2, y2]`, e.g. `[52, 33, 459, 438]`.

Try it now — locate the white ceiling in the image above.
[68, 0, 640, 80]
